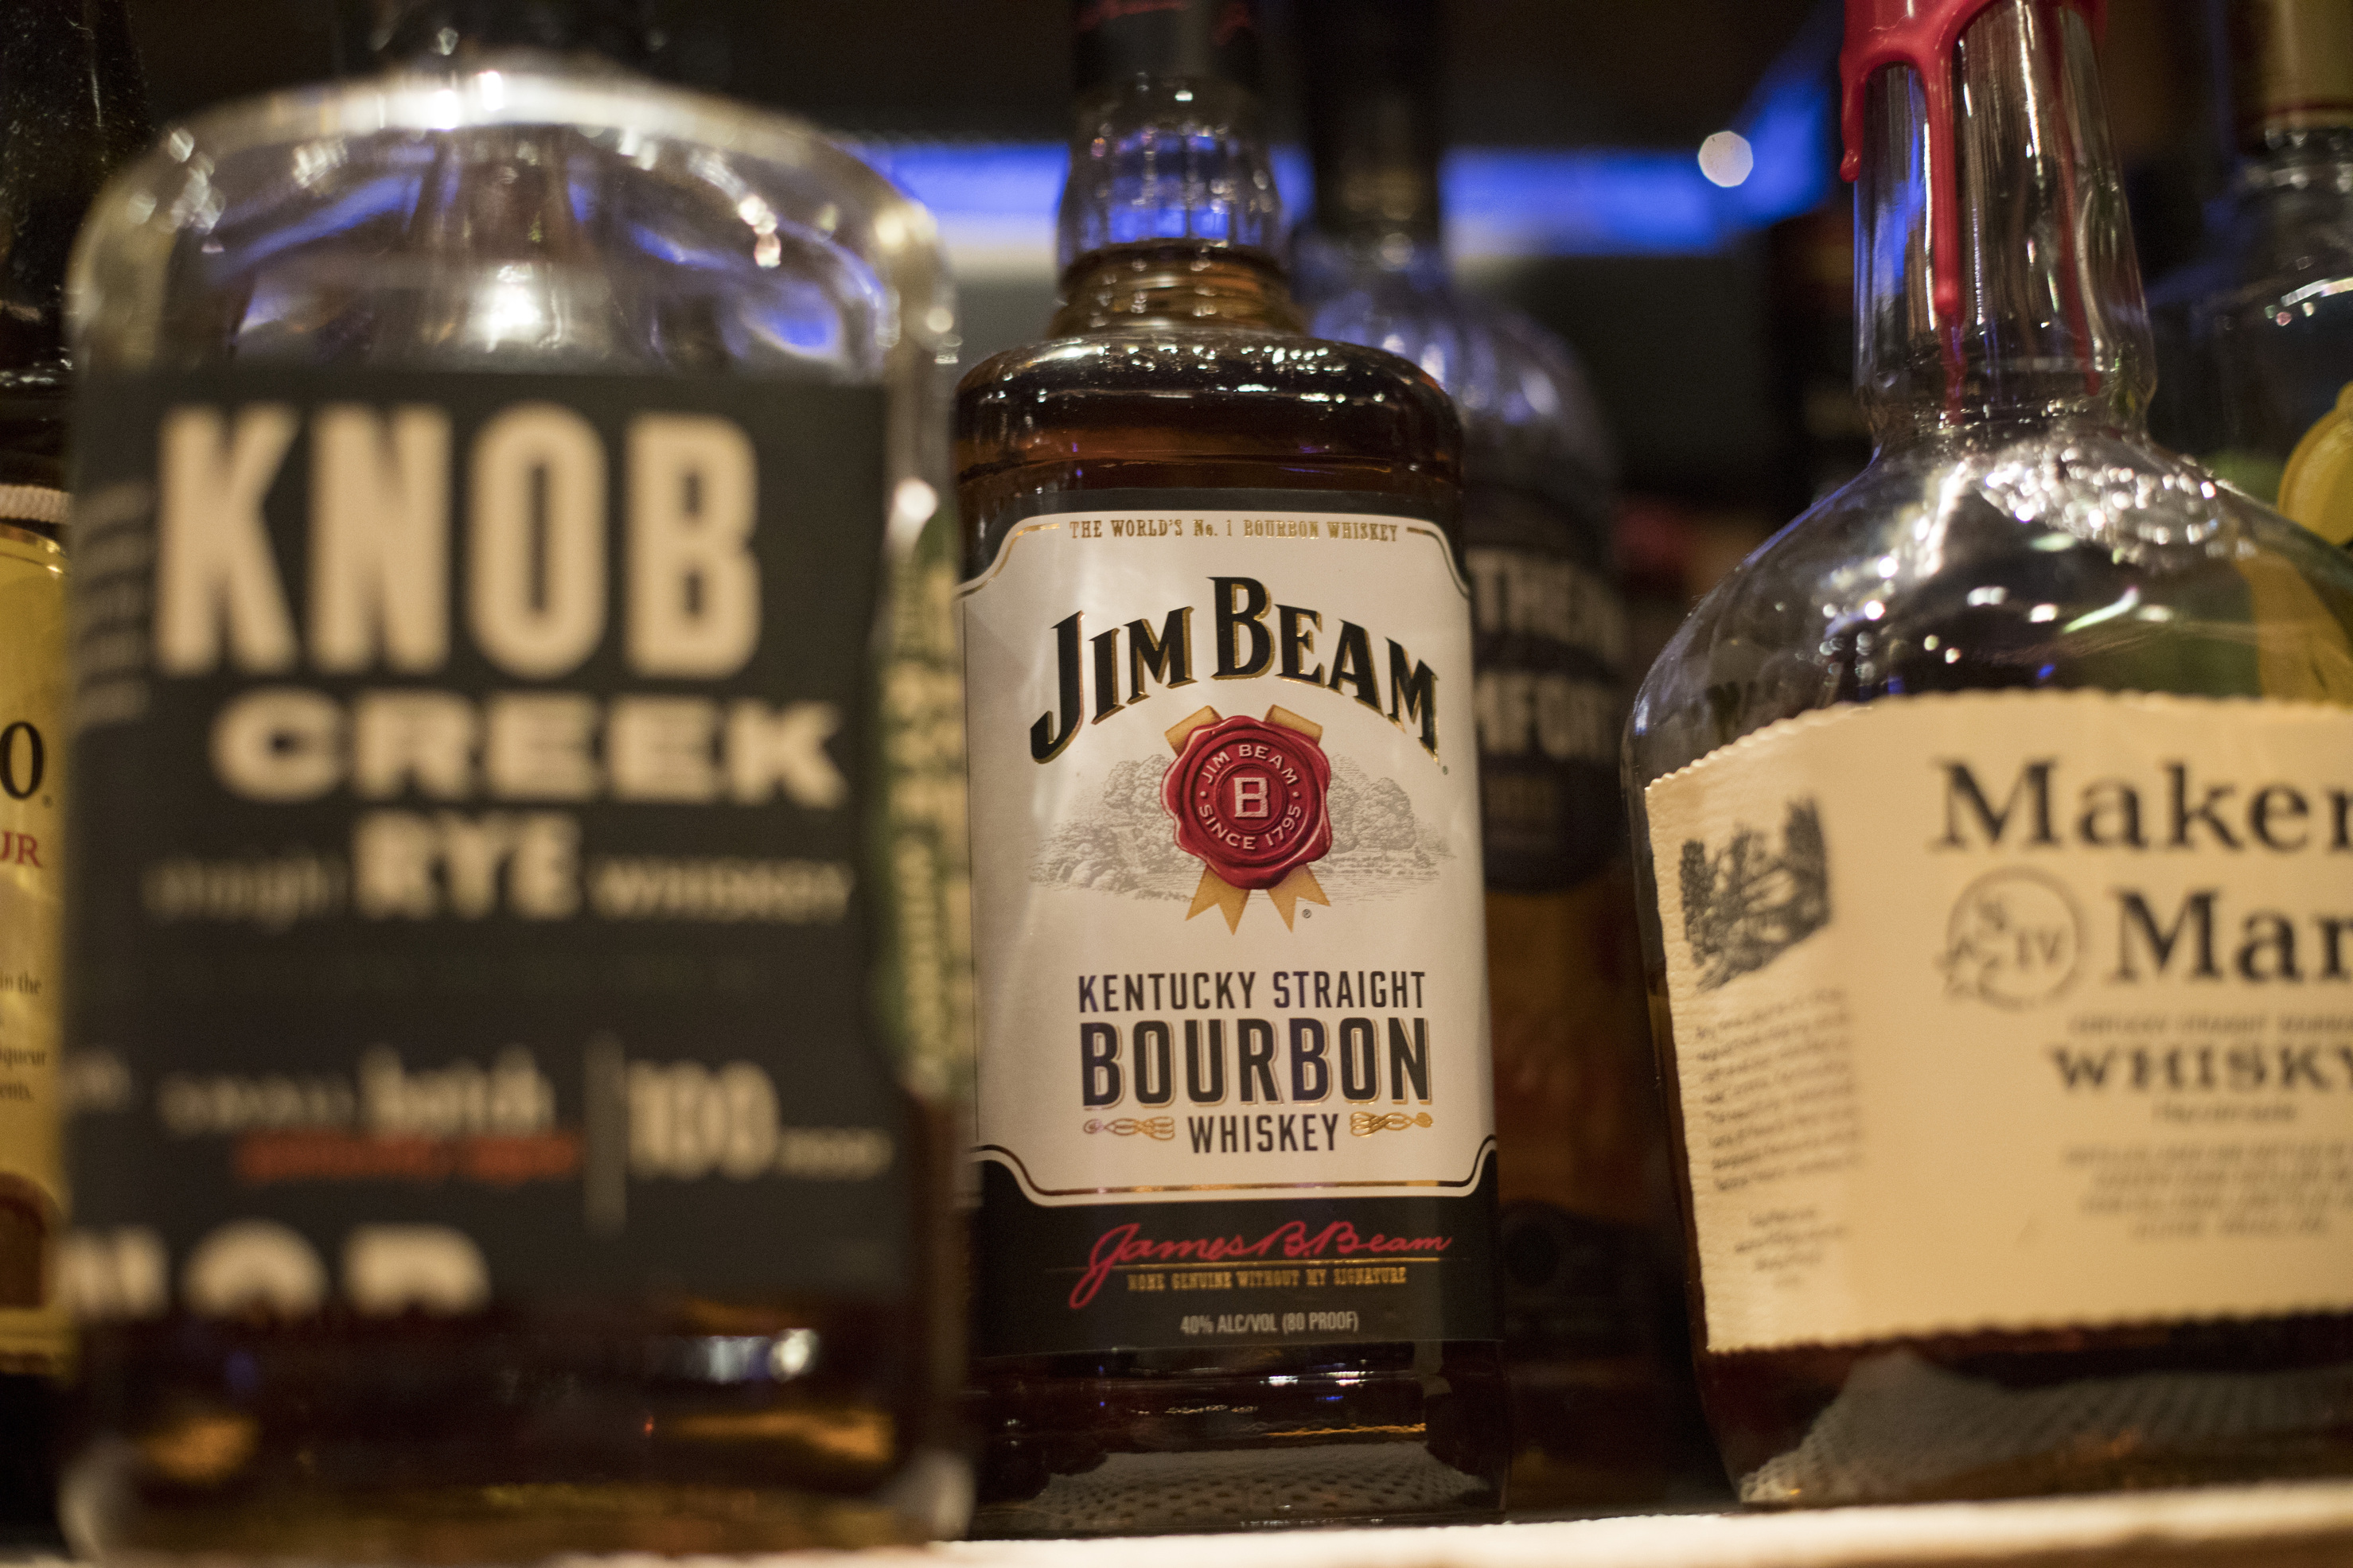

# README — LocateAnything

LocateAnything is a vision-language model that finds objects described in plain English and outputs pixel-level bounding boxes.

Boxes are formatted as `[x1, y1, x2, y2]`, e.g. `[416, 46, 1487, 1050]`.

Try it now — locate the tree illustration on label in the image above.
[1160, 706, 1334, 931]
[1678, 798, 1830, 991]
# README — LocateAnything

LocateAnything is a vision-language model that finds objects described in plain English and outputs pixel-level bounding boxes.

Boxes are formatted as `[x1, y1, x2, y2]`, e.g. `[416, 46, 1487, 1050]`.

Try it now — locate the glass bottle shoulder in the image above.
[1627, 422, 2353, 785]
[1296, 257, 1613, 496]
[958, 319, 1456, 444]
[954, 317, 1461, 574]
[68, 53, 952, 381]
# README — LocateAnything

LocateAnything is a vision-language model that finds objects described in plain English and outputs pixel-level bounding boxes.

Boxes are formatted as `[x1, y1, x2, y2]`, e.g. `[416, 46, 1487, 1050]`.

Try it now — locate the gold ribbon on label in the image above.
[1164, 704, 1333, 932]
[1084, 1118, 1176, 1140]
[1350, 1112, 1434, 1137]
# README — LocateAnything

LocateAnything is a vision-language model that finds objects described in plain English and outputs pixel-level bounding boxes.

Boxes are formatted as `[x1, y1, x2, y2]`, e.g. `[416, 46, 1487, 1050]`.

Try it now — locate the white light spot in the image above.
[2028, 603, 2059, 622]
[770, 1329, 818, 1379]
[889, 477, 939, 557]
[1698, 130, 1754, 188]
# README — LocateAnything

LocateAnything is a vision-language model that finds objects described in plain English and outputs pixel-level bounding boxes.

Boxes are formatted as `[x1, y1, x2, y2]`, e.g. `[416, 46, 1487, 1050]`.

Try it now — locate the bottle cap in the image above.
[2230, 0, 2353, 144]
[1839, 0, 2104, 320]
[1073, 0, 1261, 96]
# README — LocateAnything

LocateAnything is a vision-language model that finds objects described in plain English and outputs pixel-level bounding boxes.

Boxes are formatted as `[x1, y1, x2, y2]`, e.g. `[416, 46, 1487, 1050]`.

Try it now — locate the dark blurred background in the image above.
[120, 0, 2222, 650]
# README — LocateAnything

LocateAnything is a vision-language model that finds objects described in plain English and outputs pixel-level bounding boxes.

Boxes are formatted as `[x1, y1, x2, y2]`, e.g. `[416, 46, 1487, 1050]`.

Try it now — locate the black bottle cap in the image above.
[1073, 0, 1262, 95]
[366, 0, 664, 63]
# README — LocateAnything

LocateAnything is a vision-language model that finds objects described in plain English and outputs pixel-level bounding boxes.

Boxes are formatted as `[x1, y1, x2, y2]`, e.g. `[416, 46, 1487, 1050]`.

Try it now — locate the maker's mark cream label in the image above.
[1645, 691, 2353, 1353]
[961, 492, 1499, 1356]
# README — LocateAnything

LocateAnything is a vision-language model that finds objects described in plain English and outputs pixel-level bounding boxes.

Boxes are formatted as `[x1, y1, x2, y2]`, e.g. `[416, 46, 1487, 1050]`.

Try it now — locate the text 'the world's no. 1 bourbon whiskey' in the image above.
[956, 0, 1507, 1536]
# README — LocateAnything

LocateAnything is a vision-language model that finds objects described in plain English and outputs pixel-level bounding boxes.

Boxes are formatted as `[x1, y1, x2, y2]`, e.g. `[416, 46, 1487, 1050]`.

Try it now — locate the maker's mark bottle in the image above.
[956, 0, 1506, 1535]
[58, 0, 968, 1556]
[1629, 0, 2353, 1505]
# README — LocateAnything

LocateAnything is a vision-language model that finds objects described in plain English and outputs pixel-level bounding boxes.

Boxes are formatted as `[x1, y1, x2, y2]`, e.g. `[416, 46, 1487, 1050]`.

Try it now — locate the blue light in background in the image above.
[857, 11, 1840, 263]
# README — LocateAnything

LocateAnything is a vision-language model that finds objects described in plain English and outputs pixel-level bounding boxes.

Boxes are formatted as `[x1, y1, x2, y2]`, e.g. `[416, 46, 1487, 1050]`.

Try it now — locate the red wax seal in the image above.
[1839, 0, 2106, 321]
[1162, 716, 1334, 891]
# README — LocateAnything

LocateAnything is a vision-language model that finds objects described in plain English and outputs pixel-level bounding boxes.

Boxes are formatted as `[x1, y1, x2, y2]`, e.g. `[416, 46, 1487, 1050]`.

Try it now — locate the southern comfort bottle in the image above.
[1288, 0, 1693, 1507]
[956, 0, 1506, 1535]
[1628, 0, 2353, 1504]
[0, 0, 148, 1534]
[58, 0, 968, 1554]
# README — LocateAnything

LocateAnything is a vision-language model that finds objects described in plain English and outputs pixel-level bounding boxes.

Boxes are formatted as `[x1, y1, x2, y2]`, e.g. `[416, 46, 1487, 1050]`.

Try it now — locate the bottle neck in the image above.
[1054, 76, 1300, 331]
[366, 0, 654, 65]
[2231, 0, 2353, 154]
[1852, 0, 2152, 448]
[1296, 0, 1447, 274]
[0, 0, 148, 380]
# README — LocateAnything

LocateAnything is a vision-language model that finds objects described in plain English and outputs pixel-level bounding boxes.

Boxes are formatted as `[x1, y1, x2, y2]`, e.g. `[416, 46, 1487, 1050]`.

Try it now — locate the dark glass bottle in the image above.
[58, 0, 968, 1557]
[0, 0, 147, 1540]
[1628, 0, 2353, 1506]
[956, 0, 1507, 1536]
[1288, 0, 1700, 1508]
[2149, 0, 2353, 546]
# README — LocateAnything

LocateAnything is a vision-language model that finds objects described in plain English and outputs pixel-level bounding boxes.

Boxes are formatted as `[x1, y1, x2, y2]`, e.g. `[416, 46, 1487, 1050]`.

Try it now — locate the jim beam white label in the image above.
[1646, 691, 2353, 1352]
[960, 505, 1495, 1206]
[0, 524, 66, 1371]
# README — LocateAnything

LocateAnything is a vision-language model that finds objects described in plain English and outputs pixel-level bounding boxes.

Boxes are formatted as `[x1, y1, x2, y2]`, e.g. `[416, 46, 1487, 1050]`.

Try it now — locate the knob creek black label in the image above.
[62, 368, 922, 1320]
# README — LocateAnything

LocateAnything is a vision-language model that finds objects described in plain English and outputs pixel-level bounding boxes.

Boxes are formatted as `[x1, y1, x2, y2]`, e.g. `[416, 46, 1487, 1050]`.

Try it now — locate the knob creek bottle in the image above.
[57, 0, 969, 1555]
[956, 0, 1507, 1536]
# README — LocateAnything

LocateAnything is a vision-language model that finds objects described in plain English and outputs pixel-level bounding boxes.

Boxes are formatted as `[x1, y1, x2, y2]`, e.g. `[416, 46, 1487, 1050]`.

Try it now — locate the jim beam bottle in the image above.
[57, 0, 969, 1555]
[956, 0, 1506, 1536]
[1628, 0, 2353, 1505]
[0, 0, 147, 1535]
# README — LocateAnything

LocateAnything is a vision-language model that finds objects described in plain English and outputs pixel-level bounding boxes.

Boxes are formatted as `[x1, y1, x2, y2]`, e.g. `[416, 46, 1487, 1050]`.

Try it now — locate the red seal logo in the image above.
[1162, 714, 1333, 893]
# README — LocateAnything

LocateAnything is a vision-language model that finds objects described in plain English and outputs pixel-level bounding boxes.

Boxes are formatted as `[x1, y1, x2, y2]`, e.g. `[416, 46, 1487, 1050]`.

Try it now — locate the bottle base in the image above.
[1703, 1318, 2353, 1508]
[65, 1467, 952, 1564]
[62, 1314, 968, 1562]
[970, 1342, 1508, 1537]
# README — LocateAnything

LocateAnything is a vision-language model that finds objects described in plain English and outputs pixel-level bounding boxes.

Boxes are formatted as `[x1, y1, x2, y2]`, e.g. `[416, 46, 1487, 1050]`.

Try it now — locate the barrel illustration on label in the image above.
[962, 498, 1500, 1362]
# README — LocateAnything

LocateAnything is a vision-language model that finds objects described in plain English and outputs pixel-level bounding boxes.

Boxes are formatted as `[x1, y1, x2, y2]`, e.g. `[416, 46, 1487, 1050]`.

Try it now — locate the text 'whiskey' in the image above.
[1628, 0, 2353, 1505]
[956, 0, 1507, 1535]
